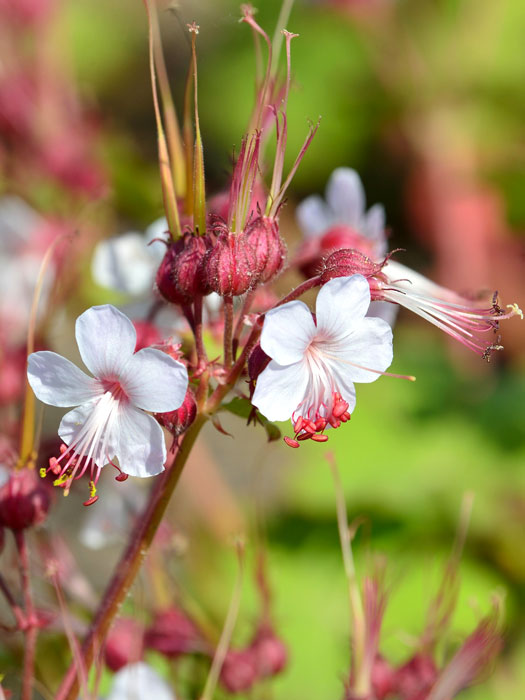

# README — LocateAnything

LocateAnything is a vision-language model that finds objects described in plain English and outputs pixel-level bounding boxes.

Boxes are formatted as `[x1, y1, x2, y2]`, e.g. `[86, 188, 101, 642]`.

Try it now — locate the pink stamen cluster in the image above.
[284, 391, 350, 448]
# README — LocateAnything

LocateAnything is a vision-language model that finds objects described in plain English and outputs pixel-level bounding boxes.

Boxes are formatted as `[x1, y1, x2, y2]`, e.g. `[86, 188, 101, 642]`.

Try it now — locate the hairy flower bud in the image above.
[156, 232, 209, 305]
[0, 469, 50, 531]
[244, 216, 286, 284]
[145, 606, 204, 657]
[155, 388, 197, 437]
[105, 617, 144, 671]
[219, 648, 258, 694]
[298, 225, 378, 279]
[203, 231, 258, 297]
[320, 248, 386, 286]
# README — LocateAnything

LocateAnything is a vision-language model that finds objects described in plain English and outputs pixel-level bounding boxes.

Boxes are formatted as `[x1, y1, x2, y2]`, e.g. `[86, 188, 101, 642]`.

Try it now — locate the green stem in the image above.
[55, 415, 207, 700]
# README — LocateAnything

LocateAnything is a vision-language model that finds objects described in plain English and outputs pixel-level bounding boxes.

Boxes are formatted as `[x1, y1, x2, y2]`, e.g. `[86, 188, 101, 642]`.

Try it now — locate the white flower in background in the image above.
[106, 663, 176, 700]
[296, 167, 388, 256]
[252, 275, 394, 447]
[27, 305, 188, 503]
[92, 217, 167, 296]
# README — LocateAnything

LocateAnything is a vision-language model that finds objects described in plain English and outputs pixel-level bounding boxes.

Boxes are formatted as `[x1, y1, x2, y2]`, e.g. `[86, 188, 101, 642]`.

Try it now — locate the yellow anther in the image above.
[89, 480, 97, 499]
[39, 467, 47, 478]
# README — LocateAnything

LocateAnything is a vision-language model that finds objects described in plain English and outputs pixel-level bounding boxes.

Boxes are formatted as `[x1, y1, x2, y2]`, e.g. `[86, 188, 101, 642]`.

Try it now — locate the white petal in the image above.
[325, 364, 357, 414]
[119, 348, 188, 413]
[58, 400, 116, 468]
[75, 305, 136, 379]
[92, 232, 156, 296]
[367, 300, 398, 328]
[108, 662, 176, 700]
[252, 360, 308, 422]
[364, 203, 388, 256]
[260, 301, 315, 365]
[326, 168, 365, 227]
[114, 405, 167, 477]
[315, 275, 371, 340]
[296, 195, 332, 238]
[28, 351, 101, 407]
[328, 317, 393, 384]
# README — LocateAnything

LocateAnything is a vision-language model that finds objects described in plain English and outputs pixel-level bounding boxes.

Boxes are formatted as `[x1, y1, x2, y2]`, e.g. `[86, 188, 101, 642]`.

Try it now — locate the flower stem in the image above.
[223, 296, 234, 369]
[232, 290, 255, 360]
[193, 296, 208, 368]
[15, 531, 37, 700]
[55, 415, 207, 700]
[273, 275, 321, 308]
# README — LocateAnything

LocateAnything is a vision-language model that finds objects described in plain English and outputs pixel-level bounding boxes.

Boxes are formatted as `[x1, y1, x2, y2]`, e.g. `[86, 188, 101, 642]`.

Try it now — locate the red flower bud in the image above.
[155, 388, 197, 437]
[298, 225, 378, 278]
[320, 248, 386, 286]
[394, 653, 438, 700]
[250, 626, 288, 678]
[371, 654, 397, 700]
[145, 606, 204, 658]
[219, 648, 258, 693]
[156, 232, 209, 305]
[0, 469, 50, 531]
[105, 617, 144, 671]
[203, 231, 258, 297]
[244, 216, 286, 284]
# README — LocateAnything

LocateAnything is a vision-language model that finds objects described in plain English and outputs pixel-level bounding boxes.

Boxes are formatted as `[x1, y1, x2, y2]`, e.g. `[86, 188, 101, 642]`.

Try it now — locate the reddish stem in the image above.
[15, 531, 37, 700]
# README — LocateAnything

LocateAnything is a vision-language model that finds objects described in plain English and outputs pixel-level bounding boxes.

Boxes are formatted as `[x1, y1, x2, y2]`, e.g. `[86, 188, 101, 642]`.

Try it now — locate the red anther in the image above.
[328, 416, 341, 428]
[284, 436, 300, 448]
[297, 432, 312, 441]
[315, 418, 327, 432]
[59, 444, 67, 454]
[82, 495, 99, 507]
[341, 412, 351, 422]
[333, 401, 349, 418]
[115, 473, 128, 482]
[311, 434, 329, 442]
[303, 419, 317, 434]
[293, 416, 304, 434]
[48, 457, 61, 475]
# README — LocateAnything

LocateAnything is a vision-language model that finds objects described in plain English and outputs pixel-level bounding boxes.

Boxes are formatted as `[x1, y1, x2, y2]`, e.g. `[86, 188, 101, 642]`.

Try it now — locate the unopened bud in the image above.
[105, 617, 144, 671]
[0, 469, 50, 531]
[204, 231, 258, 297]
[371, 654, 397, 700]
[244, 216, 286, 284]
[145, 606, 204, 657]
[251, 625, 288, 678]
[156, 232, 209, 305]
[320, 248, 386, 286]
[298, 225, 378, 279]
[394, 653, 438, 700]
[155, 388, 197, 437]
[219, 648, 258, 694]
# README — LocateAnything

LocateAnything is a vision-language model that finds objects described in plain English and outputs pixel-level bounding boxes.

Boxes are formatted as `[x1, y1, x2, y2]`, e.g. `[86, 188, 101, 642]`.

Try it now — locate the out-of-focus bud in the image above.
[219, 648, 258, 694]
[320, 248, 386, 286]
[298, 225, 378, 279]
[371, 654, 397, 700]
[156, 232, 209, 305]
[155, 388, 197, 437]
[105, 617, 144, 672]
[0, 469, 50, 531]
[250, 625, 288, 678]
[132, 320, 162, 352]
[145, 606, 204, 657]
[394, 653, 438, 700]
[203, 231, 258, 297]
[244, 216, 286, 284]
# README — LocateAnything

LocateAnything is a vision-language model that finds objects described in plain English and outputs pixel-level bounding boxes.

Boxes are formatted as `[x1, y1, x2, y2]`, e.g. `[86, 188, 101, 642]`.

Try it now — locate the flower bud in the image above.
[298, 225, 378, 279]
[371, 654, 397, 700]
[251, 626, 287, 678]
[105, 617, 144, 671]
[394, 653, 438, 700]
[0, 469, 50, 531]
[156, 232, 209, 305]
[244, 216, 286, 284]
[155, 388, 197, 437]
[203, 231, 258, 297]
[145, 606, 204, 658]
[320, 248, 386, 286]
[219, 648, 258, 694]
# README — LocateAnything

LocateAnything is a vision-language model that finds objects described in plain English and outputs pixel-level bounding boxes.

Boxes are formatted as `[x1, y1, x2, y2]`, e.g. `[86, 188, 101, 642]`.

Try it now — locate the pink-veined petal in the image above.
[326, 168, 365, 228]
[113, 405, 167, 477]
[315, 275, 371, 340]
[327, 316, 393, 384]
[326, 364, 357, 414]
[260, 301, 316, 366]
[28, 351, 102, 407]
[75, 305, 136, 379]
[119, 348, 188, 413]
[58, 398, 118, 468]
[252, 360, 309, 422]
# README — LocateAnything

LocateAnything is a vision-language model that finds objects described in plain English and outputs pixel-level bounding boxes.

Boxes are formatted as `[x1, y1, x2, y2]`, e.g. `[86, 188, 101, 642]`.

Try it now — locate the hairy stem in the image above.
[15, 531, 37, 700]
[223, 296, 234, 369]
[55, 415, 207, 700]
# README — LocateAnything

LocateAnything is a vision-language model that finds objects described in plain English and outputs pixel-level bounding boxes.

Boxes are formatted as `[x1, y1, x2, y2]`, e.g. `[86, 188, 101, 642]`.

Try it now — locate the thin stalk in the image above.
[15, 531, 37, 700]
[55, 415, 207, 700]
[189, 24, 206, 235]
[200, 541, 245, 700]
[232, 290, 255, 360]
[0, 573, 26, 630]
[223, 296, 234, 369]
[270, 0, 296, 74]
[326, 454, 368, 697]
[193, 296, 208, 368]
[272, 275, 321, 308]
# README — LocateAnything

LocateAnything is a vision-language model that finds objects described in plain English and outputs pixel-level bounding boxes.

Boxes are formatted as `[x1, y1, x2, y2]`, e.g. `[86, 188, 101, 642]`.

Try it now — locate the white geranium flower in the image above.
[92, 218, 167, 296]
[27, 305, 188, 502]
[252, 275, 394, 447]
[296, 167, 387, 255]
[106, 662, 176, 700]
